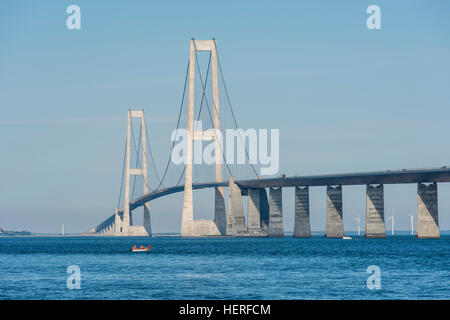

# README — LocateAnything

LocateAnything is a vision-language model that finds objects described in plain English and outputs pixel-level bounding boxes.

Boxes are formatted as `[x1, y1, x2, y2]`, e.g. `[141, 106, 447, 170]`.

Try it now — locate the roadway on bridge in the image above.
[94, 166, 450, 232]
[126, 166, 450, 213]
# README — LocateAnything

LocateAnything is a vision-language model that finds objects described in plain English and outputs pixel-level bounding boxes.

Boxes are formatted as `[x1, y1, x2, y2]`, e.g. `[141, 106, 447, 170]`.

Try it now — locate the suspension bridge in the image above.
[86, 39, 449, 238]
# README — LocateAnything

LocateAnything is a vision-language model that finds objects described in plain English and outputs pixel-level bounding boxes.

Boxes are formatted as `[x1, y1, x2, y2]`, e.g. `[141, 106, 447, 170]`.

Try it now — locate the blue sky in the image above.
[1, 0, 450, 233]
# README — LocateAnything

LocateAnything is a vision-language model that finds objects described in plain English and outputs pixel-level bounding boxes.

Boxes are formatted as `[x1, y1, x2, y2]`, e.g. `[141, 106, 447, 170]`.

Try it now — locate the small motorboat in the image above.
[342, 236, 352, 240]
[130, 245, 152, 252]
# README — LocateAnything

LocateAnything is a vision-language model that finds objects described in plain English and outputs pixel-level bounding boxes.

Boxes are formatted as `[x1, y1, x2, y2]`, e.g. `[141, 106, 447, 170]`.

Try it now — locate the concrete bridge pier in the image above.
[101, 225, 110, 235]
[215, 188, 227, 235]
[294, 186, 311, 238]
[268, 187, 284, 237]
[247, 188, 261, 235]
[259, 189, 270, 235]
[227, 177, 247, 236]
[365, 184, 386, 238]
[247, 188, 269, 236]
[114, 210, 122, 234]
[417, 182, 440, 238]
[325, 185, 344, 238]
[143, 206, 152, 235]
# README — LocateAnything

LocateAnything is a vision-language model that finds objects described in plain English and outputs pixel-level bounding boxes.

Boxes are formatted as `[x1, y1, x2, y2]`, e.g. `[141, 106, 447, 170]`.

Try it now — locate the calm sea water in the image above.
[0, 236, 449, 300]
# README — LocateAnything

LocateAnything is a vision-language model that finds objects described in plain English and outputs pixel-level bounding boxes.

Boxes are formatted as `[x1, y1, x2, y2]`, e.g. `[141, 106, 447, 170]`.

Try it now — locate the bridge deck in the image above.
[236, 167, 450, 188]
[91, 167, 450, 233]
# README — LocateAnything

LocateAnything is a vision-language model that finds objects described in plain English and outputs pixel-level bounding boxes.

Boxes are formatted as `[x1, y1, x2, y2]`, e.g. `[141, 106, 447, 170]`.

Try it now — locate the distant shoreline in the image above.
[1, 231, 449, 237]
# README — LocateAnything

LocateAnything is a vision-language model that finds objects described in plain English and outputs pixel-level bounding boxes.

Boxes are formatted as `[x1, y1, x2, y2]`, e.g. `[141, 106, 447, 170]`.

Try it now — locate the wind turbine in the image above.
[387, 210, 395, 235]
[354, 215, 361, 236]
[409, 214, 414, 236]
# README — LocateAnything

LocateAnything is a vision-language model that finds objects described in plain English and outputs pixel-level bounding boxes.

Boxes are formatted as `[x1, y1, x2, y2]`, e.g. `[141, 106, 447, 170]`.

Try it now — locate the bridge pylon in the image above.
[181, 39, 226, 236]
[115, 109, 152, 236]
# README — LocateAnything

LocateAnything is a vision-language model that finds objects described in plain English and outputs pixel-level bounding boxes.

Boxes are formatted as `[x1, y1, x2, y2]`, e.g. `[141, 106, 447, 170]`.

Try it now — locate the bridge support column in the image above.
[247, 188, 261, 235]
[268, 187, 283, 237]
[226, 197, 234, 236]
[143, 206, 152, 235]
[114, 210, 122, 234]
[260, 189, 270, 235]
[121, 110, 132, 234]
[227, 177, 246, 235]
[325, 185, 344, 238]
[247, 188, 268, 236]
[365, 184, 386, 238]
[215, 188, 226, 235]
[141, 115, 152, 236]
[294, 186, 311, 238]
[417, 183, 440, 238]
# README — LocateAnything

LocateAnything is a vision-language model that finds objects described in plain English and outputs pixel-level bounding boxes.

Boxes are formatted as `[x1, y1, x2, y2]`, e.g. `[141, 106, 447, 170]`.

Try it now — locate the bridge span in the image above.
[89, 167, 449, 238]
[236, 167, 450, 188]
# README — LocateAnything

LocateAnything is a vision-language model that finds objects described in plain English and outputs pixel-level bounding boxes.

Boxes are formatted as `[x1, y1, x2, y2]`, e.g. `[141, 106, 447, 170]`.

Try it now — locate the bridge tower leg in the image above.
[141, 115, 152, 236]
[114, 209, 122, 233]
[294, 186, 311, 238]
[325, 185, 344, 238]
[226, 193, 234, 236]
[417, 182, 440, 238]
[181, 39, 224, 237]
[365, 184, 386, 238]
[268, 187, 284, 237]
[119, 110, 152, 236]
[211, 40, 227, 236]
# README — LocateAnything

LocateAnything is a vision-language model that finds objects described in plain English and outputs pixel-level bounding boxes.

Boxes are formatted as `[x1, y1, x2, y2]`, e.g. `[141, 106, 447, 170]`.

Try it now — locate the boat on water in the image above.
[130, 245, 152, 252]
[342, 236, 352, 240]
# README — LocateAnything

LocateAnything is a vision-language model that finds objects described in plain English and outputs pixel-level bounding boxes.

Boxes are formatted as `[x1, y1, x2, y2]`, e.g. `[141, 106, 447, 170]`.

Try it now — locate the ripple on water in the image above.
[0, 236, 449, 299]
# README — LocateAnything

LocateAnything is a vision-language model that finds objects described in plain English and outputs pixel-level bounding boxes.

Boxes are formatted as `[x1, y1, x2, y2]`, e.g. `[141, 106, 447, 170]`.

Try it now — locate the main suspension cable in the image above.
[144, 118, 164, 188]
[153, 60, 190, 190]
[130, 121, 142, 198]
[174, 49, 213, 186]
[116, 137, 127, 210]
[214, 40, 258, 178]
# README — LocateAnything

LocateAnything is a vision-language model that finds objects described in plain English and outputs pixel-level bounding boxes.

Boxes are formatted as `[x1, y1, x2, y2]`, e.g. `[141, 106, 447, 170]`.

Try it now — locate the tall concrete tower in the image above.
[181, 39, 225, 236]
[115, 109, 152, 236]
